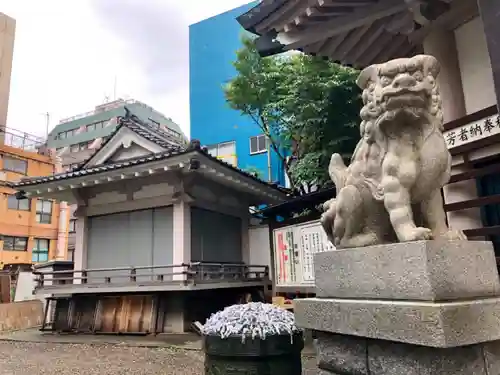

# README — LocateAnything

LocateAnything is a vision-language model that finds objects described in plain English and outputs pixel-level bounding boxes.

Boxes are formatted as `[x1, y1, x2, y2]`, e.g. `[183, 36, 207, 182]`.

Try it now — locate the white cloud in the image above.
[2, 0, 252, 139]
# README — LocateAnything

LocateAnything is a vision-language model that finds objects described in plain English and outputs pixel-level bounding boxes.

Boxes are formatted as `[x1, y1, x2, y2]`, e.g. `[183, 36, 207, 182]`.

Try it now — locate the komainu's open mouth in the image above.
[384, 91, 427, 111]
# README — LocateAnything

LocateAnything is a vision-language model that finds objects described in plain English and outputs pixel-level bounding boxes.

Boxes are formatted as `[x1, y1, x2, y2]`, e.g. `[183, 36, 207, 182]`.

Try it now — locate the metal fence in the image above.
[0, 127, 46, 153]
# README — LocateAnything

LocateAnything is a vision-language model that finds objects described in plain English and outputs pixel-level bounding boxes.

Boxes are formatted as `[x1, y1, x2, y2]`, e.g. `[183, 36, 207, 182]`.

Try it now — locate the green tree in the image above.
[224, 37, 362, 192]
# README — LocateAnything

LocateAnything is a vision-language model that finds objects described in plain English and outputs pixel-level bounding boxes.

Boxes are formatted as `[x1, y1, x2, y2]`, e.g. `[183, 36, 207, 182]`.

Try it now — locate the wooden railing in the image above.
[33, 262, 270, 291]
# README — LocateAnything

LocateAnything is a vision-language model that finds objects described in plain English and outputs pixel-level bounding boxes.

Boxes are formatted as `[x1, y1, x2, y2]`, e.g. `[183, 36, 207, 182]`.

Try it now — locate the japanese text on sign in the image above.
[443, 114, 500, 149]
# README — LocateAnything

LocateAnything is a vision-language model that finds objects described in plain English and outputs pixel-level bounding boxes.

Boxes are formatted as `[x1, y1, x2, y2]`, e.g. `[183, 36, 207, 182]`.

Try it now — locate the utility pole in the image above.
[43, 112, 50, 139]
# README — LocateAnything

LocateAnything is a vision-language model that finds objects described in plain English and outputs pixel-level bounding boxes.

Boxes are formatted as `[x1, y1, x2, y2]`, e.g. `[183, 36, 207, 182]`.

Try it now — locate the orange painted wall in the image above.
[0, 144, 67, 266]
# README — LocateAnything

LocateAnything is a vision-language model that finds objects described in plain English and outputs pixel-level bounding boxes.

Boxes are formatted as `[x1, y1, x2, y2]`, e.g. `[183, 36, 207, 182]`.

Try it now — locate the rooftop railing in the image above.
[58, 99, 152, 124]
[33, 262, 270, 291]
[0, 127, 47, 153]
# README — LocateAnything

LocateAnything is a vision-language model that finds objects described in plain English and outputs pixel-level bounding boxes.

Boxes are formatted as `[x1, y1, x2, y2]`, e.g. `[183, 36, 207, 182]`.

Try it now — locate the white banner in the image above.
[443, 114, 500, 149]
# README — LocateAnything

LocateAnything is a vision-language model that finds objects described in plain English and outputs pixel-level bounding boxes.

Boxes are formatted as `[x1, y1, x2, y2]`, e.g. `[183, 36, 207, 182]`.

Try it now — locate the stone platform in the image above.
[295, 296, 500, 348]
[296, 241, 500, 374]
[313, 240, 500, 301]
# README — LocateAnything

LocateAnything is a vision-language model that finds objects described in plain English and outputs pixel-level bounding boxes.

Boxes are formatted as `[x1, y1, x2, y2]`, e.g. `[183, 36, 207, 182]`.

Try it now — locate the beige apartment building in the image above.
[0, 12, 15, 142]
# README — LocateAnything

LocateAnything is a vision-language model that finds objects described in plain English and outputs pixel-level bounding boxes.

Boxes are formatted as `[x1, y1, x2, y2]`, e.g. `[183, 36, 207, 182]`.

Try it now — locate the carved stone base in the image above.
[314, 332, 500, 375]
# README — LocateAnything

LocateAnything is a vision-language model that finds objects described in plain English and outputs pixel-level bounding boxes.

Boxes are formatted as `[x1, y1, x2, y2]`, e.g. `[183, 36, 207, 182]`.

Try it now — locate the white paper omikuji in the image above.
[202, 302, 301, 342]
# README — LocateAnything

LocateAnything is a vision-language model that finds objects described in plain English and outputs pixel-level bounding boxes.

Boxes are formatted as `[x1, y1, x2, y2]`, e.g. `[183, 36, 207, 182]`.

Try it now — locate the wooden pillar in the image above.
[172, 200, 191, 281]
[477, 0, 500, 110]
[423, 29, 466, 122]
[73, 216, 88, 281]
[241, 214, 250, 265]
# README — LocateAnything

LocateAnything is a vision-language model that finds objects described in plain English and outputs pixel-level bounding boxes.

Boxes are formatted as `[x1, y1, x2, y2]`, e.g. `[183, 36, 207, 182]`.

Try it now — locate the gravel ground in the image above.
[0, 341, 317, 374]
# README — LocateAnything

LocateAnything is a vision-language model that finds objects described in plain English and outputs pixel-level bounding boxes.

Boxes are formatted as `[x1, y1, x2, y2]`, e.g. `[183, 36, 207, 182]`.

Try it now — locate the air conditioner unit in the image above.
[0, 172, 6, 181]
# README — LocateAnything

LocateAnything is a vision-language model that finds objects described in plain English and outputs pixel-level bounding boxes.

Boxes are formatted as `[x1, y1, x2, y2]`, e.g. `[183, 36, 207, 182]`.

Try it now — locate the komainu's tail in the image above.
[329, 153, 347, 192]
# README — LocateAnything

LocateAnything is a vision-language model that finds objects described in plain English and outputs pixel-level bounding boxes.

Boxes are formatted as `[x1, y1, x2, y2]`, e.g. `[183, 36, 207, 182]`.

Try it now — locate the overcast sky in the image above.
[3, 0, 251, 139]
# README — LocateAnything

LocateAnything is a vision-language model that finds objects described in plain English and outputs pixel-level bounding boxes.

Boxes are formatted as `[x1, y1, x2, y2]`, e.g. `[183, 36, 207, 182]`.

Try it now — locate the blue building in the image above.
[189, 2, 288, 187]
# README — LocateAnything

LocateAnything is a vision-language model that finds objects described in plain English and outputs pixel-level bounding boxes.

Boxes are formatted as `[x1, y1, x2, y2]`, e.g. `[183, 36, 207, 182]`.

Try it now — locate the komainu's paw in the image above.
[401, 227, 433, 242]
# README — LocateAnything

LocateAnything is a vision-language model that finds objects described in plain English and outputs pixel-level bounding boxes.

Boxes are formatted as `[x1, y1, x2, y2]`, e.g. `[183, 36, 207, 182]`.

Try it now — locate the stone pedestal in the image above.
[294, 241, 500, 374]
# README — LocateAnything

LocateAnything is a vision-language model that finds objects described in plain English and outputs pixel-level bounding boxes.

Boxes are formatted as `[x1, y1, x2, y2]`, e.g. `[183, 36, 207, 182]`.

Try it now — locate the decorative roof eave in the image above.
[240, 0, 473, 68]
[14, 151, 288, 203]
[254, 0, 407, 54]
[237, 0, 289, 35]
[15, 152, 194, 200]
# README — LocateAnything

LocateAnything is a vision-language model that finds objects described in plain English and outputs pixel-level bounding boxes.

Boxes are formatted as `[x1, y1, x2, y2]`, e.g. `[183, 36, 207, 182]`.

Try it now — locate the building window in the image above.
[70, 144, 79, 153]
[79, 142, 89, 151]
[69, 219, 76, 233]
[3, 156, 27, 174]
[250, 135, 267, 154]
[32, 238, 49, 262]
[7, 195, 31, 211]
[2, 236, 28, 251]
[36, 199, 53, 224]
[86, 123, 96, 132]
[206, 141, 237, 166]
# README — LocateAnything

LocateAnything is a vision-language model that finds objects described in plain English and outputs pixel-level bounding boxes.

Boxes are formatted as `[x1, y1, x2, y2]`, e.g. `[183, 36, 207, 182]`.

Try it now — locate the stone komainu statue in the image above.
[321, 55, 466, 248]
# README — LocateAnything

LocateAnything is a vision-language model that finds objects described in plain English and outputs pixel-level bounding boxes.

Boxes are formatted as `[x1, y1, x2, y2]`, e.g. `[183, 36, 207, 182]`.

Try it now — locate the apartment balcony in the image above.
[0, 127, 47, 154]
[33, 262, 270, 295]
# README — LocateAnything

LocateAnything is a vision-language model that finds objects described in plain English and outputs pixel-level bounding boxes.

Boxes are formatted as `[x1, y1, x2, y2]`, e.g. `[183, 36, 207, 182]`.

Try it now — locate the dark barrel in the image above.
[204, 331, 303, 375]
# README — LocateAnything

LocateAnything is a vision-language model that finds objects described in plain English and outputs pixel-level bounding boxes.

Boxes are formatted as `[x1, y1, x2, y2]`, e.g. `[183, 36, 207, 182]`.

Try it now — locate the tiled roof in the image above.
[78, 108, 184, 170]
[15, 148, 187, 187]
[0, 180, 13, 188]
[120, 111, 184, 149]
[15, 141, 290, 194]
[14, 111, 291, 194]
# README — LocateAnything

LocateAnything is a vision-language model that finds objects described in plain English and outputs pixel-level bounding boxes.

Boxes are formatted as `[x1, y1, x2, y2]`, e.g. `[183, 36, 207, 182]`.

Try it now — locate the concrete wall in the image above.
[189, 2, 287, 185]
[454, 17, 497, 115]
[0, 300, 43, 332]
[249, 225, 272, 276]
[0, 13, 15, 134]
